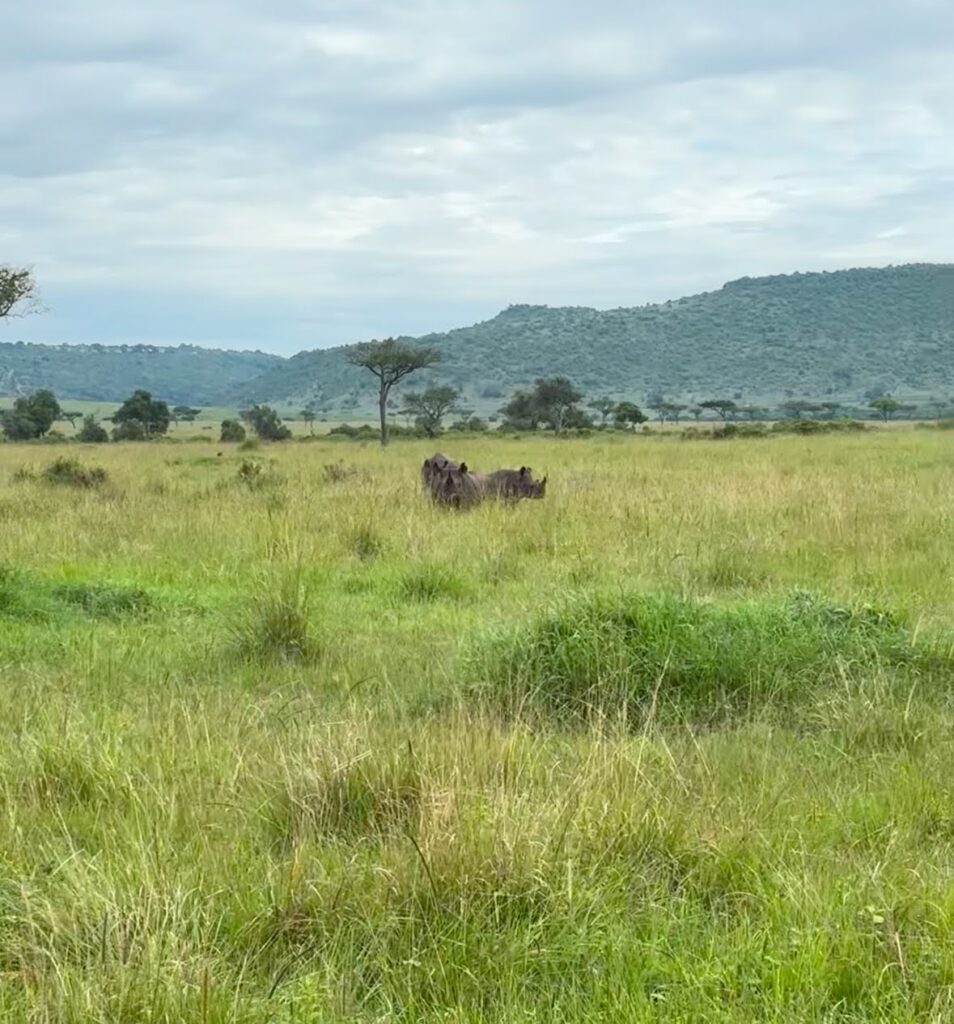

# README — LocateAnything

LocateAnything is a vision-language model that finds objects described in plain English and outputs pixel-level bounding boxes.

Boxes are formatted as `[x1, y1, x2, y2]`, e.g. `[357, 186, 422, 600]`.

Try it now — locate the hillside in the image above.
[4, 264, 953, 411]
[0, 342, 282, 406]
[237, 264, 954, 413]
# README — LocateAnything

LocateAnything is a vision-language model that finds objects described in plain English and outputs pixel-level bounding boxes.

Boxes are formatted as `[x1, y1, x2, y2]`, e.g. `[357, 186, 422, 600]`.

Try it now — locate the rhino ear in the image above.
[520, 466, 528, 476]
[460, 462, 468, 473]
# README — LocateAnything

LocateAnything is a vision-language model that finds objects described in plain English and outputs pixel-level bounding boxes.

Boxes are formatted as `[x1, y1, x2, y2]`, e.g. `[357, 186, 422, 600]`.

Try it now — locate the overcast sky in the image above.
[4, 1, 953, 355]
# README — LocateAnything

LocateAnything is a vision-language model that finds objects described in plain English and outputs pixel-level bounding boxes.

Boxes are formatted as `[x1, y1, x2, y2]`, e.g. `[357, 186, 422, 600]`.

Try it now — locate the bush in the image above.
[329, 424, 377, 440]
[77, 415, 109, 443]
[112, 419, 146, 442]
[220, 419, 247, 443]
[40, 457, 108, 489]
[240, 405, 291, 441]
[771, 418, 866, 435]
[466, 590, 928, 725]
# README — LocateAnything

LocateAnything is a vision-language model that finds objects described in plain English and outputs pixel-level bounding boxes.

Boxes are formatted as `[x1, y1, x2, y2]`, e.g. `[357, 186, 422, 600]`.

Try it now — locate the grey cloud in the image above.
[3, 0, 954, 353]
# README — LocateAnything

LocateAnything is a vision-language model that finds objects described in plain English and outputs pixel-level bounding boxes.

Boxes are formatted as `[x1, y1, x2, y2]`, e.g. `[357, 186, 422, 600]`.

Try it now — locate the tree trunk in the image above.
[379, 385, 389, 446]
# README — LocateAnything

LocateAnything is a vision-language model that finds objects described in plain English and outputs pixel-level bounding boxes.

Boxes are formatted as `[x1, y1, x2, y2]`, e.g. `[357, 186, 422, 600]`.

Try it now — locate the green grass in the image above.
[1, 432, 954, 1021]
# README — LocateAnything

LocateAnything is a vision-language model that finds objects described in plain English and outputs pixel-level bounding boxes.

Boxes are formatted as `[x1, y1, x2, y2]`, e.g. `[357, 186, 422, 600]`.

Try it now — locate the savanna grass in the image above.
[0, 431, 954, 1021]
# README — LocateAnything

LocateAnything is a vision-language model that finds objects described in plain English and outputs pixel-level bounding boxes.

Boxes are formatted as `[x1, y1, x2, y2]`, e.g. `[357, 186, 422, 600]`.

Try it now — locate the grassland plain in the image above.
[2, 432, 954, 1022]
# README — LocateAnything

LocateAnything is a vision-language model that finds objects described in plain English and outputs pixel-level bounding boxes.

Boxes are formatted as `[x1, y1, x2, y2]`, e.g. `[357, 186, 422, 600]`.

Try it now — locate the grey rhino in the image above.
[435, 463, 547, 509]
[421, 453, 460, 496]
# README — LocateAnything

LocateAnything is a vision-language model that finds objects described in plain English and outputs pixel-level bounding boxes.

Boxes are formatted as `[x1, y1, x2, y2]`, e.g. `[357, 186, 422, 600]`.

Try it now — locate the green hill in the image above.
[0, 342, 281, 406]
[237, 263, 954, 413]
[4, 264, 953, 412]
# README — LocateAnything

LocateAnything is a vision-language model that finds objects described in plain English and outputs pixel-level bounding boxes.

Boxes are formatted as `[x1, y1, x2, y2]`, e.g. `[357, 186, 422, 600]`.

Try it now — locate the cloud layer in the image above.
[4, 0, 953, 353]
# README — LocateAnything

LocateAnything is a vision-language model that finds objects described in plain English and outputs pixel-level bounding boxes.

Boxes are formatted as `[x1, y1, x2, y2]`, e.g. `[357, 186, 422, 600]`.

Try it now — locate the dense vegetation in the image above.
[1, 433, 954, 1020]
[0, 341, 281, 404]
[237, 264, 954, 413]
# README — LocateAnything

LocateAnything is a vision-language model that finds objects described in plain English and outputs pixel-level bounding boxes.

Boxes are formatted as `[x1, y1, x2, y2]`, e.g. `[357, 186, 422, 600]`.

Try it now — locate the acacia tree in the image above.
[613, 401, 647, 429]
[532, 377, 584, 434]
[699, 399, 738, 421]
[347, 338, 441, 446]
[300, 408, 316, 435]
[869, 395, 900, 422]
[172, 405, 201, 425]
[0, 266, 39, 319]
[400, 385, 460, 438]
[588, 397, 617, 426]
[499, 389, 540, 431]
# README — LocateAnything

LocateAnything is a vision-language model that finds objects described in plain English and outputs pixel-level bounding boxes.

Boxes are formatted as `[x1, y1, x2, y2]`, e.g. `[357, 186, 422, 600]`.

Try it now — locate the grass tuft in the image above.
[39, 456, 109, 488]
[231, 572, 318, 663]
[467, 589, 934, 724]
[396, 562, 471, 602]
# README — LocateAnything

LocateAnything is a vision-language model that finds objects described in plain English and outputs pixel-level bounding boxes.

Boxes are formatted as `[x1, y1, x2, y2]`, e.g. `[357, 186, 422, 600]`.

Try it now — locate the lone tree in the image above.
[0, 266, 39, 319]
[0, 388, 61, 440]
[113, 390, 171, 438]
[588, 397, 617, 426]
[869, 395, 900, 422]
[531, 377, 584, 434]
[171, 405, 201, 425]
[499, 389, 541, 431]
[347, 337, 440, 446]
[613, 401, 647, 429]
[400, 385, 461, 438]
[300, 407, 316, 435]
[699, 399, 738, 421]
[240, 404, 291, 441]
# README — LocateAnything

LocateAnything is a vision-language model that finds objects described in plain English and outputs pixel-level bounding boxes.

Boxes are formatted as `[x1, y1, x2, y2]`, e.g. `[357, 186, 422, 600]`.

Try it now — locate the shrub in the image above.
[220, 419, 246, 443]
[112, 419, 146, 442]
[771, 418, 866, 435]
[77, 415, 109, 443]
[240, 405, 291, 441]
[466, 590, 928, 725]
[40, 457, 108, 489]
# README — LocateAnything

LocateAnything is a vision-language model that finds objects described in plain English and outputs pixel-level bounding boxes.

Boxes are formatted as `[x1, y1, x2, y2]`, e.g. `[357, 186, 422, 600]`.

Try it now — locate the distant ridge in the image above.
[3, 264, 953, 409]
[235, 263, 954, 412]
[0, 342, 282, 406]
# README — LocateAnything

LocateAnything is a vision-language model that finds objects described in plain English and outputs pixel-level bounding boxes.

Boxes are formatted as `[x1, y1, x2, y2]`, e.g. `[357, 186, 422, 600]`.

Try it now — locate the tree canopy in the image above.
[0, 266, 39, 319]
[400, 385, 461, 437]
[0, 389, 61, 440]
[240, 405, 291, 441]
[348, 337, 441, 445]
[113, 390, 171, 438]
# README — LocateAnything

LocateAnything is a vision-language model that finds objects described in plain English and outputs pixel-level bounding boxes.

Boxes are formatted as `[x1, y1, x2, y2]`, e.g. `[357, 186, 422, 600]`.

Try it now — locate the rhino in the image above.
[434, 463, 547, 508]
[421, 453, 460, 496]
[486, 466, 547, 501]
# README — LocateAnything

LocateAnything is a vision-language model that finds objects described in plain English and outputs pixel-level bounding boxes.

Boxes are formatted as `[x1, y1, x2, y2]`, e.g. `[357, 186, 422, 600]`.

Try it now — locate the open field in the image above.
[2, 432, 954, 1021]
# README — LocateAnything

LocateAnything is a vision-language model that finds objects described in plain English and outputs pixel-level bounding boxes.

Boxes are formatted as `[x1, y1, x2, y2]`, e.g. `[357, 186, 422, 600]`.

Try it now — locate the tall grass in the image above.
[0, 432, 953, 1020]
